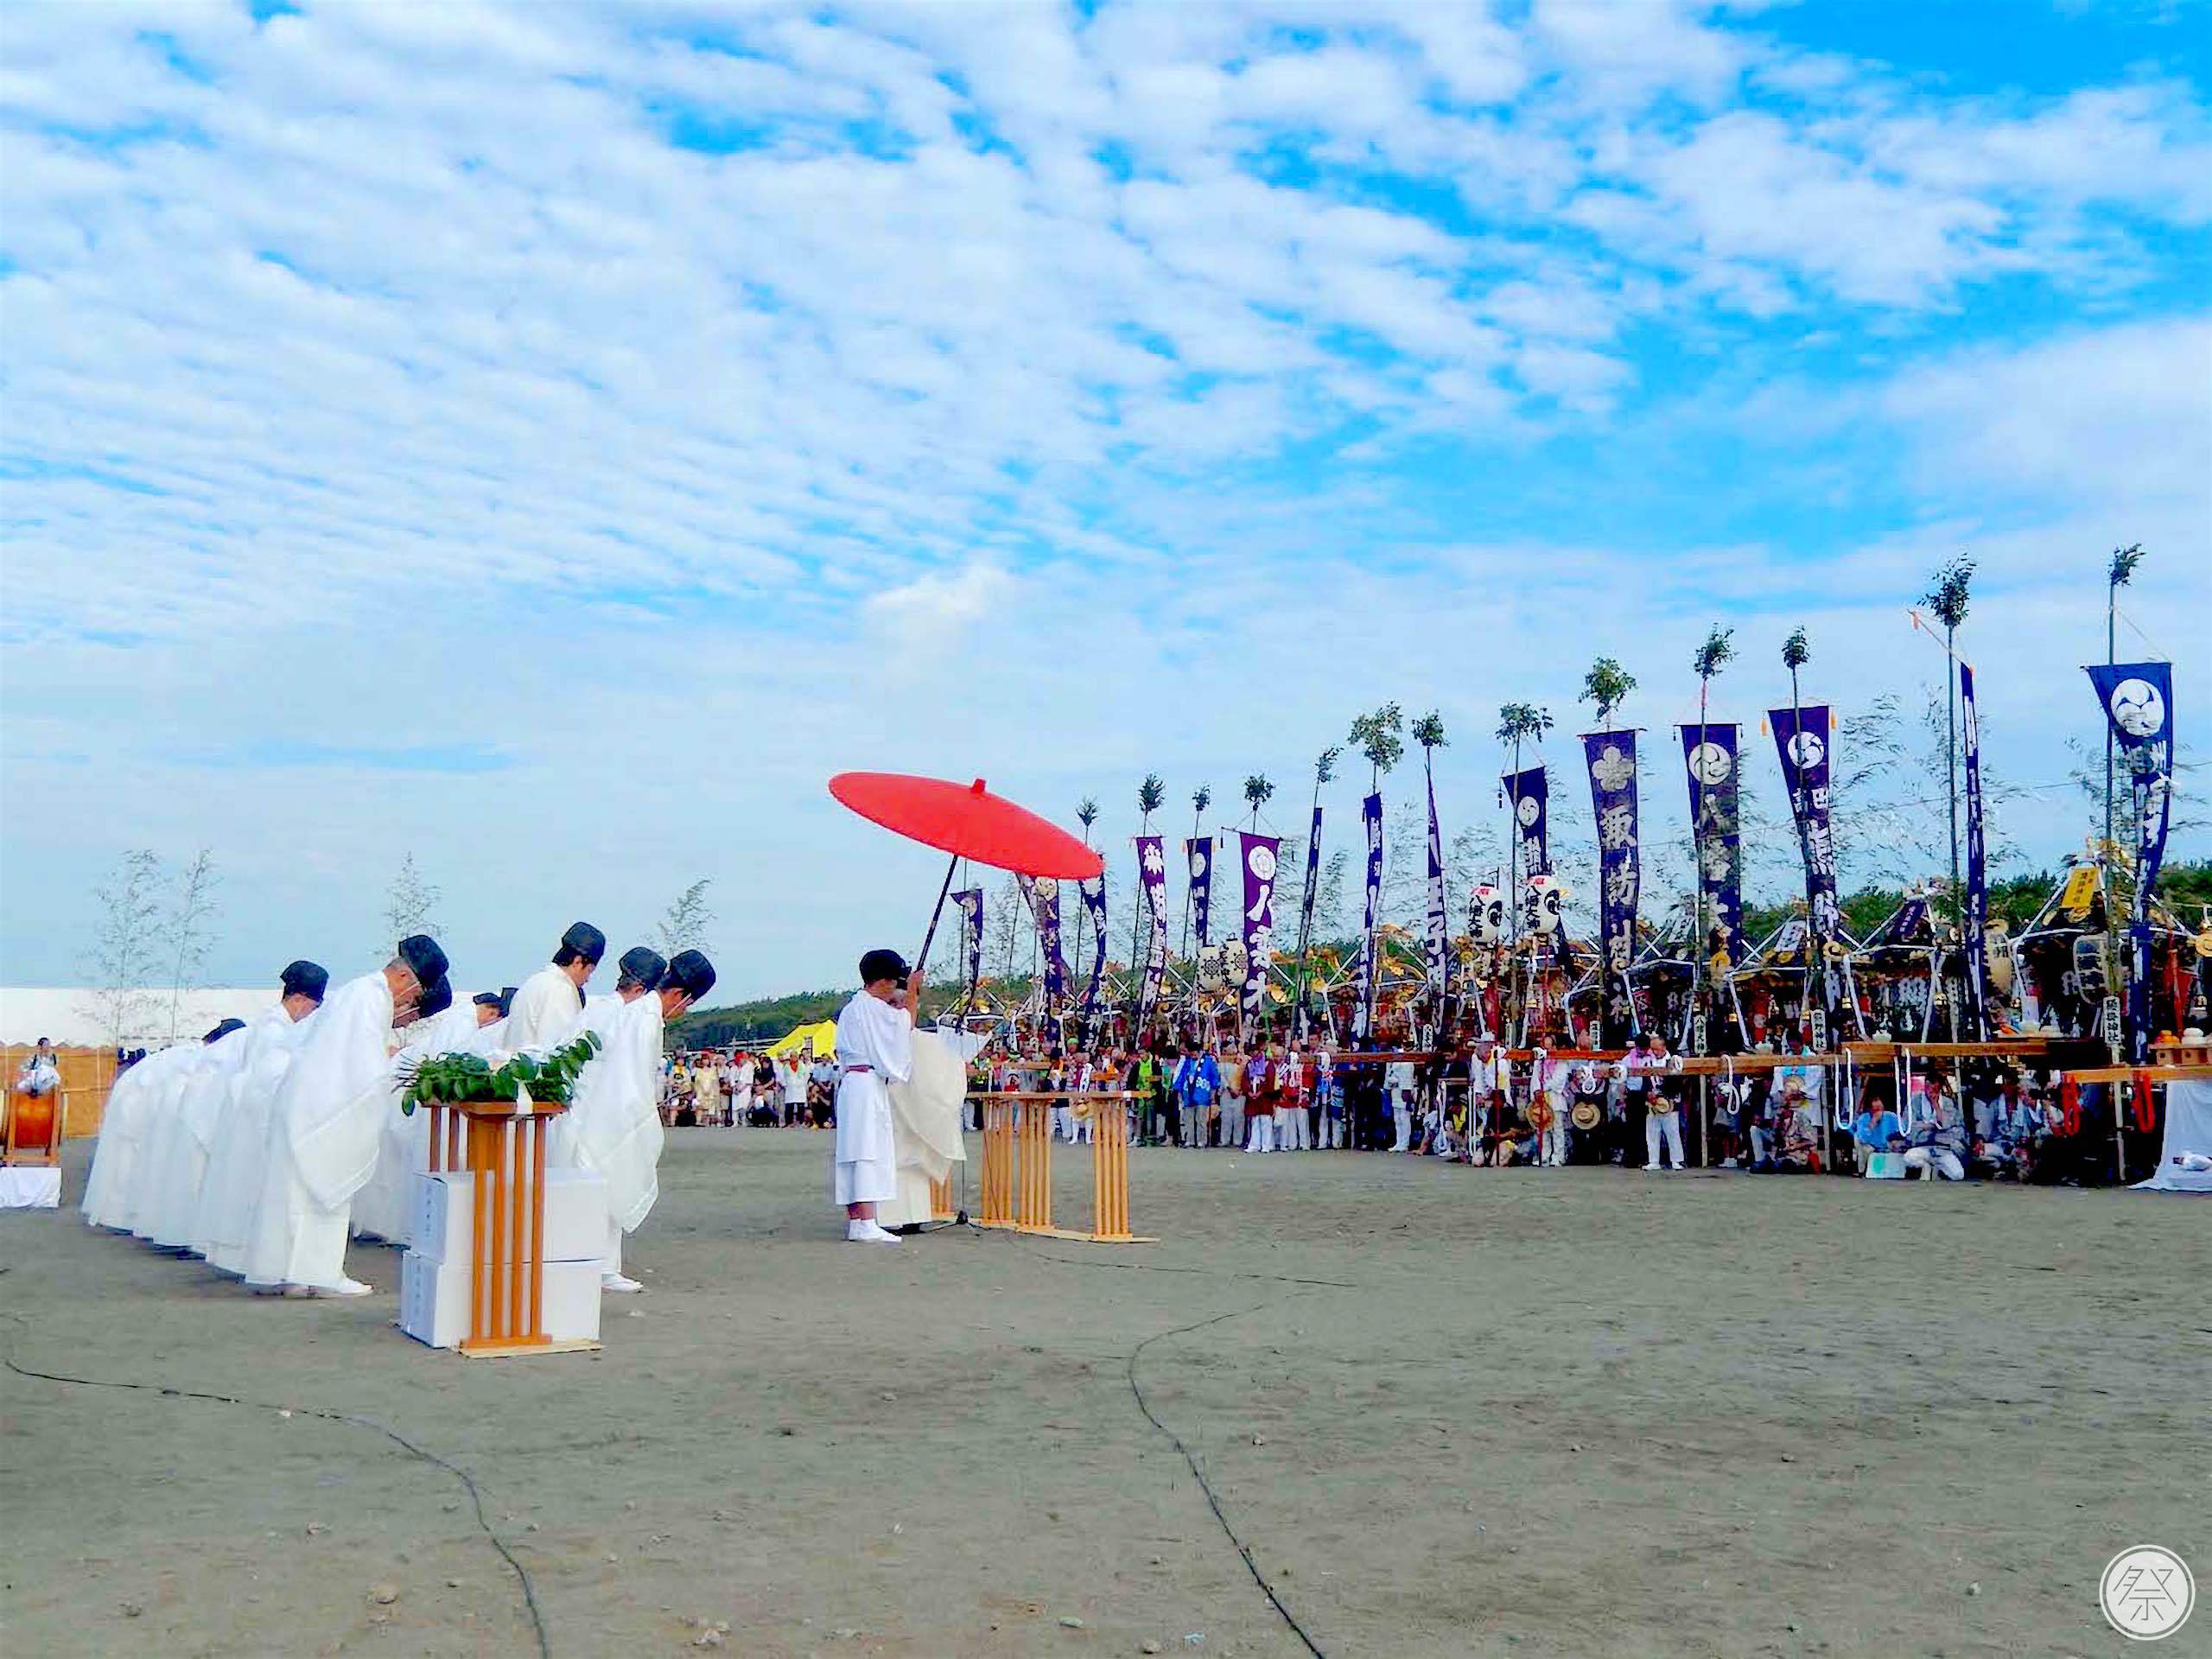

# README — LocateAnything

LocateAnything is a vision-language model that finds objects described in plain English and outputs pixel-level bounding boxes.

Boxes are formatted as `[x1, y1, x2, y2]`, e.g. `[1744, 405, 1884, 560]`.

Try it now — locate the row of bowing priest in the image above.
[79, 923, 717, 1297]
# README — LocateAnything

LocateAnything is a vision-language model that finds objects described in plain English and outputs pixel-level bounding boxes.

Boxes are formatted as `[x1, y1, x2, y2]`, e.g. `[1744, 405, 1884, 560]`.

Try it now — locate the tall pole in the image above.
[2105, 582, 2117, 852]
[1292, 773, 1321, 1039]
[1789, 664, 1819, 1040]
[1945, 621, 1962, 1039]
[1693, 678, 1710, 1052]
[1507, 736, 1522, 1044]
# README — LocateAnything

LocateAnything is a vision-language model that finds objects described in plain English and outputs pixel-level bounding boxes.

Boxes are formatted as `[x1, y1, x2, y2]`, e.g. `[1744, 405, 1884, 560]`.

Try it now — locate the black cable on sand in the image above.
[2, 1323, 551, 1659]
[1125, 1305, 1332, 1659]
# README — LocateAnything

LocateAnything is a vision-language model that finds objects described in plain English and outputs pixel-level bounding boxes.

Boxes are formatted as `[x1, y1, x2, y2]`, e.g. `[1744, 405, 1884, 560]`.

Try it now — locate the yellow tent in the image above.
[766, 1020, 837, 1059]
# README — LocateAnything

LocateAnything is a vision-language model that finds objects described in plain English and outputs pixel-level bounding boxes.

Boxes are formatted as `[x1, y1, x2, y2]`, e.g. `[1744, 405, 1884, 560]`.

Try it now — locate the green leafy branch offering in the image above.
[399, 1030, 603, 1114]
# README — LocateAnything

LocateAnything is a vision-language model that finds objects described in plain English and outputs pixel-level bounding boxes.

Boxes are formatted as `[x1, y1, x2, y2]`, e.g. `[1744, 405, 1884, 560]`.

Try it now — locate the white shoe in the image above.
[601, 1273, 644, 1294]
[289, 1277, 372, 1299]
[1642, 1162, 1661, 1172]
[846, 1221, 902, 1244]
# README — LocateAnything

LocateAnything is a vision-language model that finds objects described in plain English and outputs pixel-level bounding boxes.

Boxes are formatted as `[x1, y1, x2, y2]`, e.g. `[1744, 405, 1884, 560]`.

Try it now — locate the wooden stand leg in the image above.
[1017, 1100, 1053, 1232]
[928, 1173, 955, 1222]
[1090, 1101, 1133, 1242]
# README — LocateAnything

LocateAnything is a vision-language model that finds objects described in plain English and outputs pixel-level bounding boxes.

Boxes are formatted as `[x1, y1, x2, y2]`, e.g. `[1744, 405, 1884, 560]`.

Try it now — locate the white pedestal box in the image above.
[399, 1251, 602, 1349]
[411, 1167, 607, 1266]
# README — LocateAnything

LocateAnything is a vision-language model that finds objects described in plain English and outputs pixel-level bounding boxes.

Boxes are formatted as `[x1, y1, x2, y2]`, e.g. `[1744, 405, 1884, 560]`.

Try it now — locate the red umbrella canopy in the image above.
[829, 772, 1103, 880]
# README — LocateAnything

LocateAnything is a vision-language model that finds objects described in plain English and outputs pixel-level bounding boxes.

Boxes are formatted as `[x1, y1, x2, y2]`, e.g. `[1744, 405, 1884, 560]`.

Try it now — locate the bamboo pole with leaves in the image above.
[1577, 664, 1635, 1044]
[1918, 556, 1974, 940]
[1690, 627, 1736, 1051]
[2106, 544, 2145, 855]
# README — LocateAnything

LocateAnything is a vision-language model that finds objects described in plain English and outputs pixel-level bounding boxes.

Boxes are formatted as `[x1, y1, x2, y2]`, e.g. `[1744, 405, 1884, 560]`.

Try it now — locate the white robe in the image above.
[353, 1000, 479, 1245]
[238, 971, 395, 1289]
[80, 1043, 198, 1229]
[502, 964, 584, 1056]
[196, 1006, 311, 1269]
[562, 993, 667, 1274]
[142, 1027, 254, 1249]
[875, 1028, 977, 1229]
[832, 992, 911, 1207]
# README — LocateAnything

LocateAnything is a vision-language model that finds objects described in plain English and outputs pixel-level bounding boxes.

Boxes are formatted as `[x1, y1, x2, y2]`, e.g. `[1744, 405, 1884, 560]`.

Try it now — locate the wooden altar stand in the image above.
[423, 1097, 599, 1359]
[971, 1090, 1154, 1244]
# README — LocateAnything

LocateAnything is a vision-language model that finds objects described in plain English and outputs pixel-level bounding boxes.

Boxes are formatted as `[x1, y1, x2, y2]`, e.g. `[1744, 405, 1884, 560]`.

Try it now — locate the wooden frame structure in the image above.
[969, 1090, 1154, 1243]
[422, 1098, 599, 1359]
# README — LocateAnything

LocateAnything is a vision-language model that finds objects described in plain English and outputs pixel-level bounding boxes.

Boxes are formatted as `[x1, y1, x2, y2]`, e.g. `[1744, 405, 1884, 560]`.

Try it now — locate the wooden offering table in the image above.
[423, 1096, 599, 1359]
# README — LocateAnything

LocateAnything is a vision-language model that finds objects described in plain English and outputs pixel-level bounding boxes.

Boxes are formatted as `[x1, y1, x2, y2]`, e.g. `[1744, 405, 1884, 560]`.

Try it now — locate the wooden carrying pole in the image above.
[452, 1097, 594, 1359]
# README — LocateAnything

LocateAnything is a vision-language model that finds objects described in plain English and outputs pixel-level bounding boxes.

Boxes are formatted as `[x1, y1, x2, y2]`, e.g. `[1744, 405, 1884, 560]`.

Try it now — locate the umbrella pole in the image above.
[915, 850, 962, 987]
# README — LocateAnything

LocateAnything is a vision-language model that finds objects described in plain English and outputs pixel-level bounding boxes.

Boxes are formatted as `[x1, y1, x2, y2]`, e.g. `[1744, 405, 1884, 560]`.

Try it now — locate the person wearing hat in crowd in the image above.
[503, 922, 605, 1053]
[238, 935, 447, 1297]
[833, 948, 923, 1245]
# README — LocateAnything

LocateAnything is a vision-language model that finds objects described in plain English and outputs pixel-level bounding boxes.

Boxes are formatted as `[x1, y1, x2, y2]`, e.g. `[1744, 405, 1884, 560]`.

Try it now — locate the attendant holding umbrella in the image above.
[833, 949, 922, 1245]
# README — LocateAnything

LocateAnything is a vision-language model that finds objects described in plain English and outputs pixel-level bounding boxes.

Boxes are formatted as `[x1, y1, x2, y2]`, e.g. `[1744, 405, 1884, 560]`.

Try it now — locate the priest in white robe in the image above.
[875, 1026, 980, 1230]
[81, 1039, 200, 1230]
[833, 950, 920, 1245]
[195, 964, 327, 1268]
[238, 935, 446, 1296]
[566, 946, 715, 1290]
[501, 922, 603, 1055]
[352, 977, 479, 1246]
[139, 1018, 251, 1250]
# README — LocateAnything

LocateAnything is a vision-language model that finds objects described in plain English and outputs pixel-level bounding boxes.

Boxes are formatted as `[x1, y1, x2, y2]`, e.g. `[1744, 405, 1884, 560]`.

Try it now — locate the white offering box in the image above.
[411, 1167, 607, 1266]
[401, 1251, 600, 1350]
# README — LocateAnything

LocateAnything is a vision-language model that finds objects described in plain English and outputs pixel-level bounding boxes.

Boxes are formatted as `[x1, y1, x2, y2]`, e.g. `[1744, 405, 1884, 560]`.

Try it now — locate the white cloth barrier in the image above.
[2134, 1079, 2212, 1194]
[0, 1166, 63, 1208]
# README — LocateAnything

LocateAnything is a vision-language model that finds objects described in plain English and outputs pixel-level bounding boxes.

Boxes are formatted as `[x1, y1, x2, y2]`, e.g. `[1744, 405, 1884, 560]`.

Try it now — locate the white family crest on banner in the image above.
[1688, 741, 1732, 785]
[1786, 729, 1826, 771]
[2107, 677, 2165, 739]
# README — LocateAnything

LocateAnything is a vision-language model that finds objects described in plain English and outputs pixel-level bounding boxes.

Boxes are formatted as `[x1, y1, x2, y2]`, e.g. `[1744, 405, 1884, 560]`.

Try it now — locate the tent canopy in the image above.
[766, 1020, 837, 1059]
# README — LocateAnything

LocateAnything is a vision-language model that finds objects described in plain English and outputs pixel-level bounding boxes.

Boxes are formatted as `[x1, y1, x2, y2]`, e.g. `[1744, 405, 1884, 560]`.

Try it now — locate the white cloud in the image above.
[1, 0, 2206, 992]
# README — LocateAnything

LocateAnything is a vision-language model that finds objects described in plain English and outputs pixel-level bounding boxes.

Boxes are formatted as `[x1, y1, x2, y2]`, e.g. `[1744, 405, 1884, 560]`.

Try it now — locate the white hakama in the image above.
[564, 991, 667, 1276]
[832, 991, 910, 1207]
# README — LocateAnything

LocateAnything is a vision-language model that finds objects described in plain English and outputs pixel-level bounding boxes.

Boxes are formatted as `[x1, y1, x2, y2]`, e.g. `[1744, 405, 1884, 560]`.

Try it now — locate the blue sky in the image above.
[2, 0, 2207, 999]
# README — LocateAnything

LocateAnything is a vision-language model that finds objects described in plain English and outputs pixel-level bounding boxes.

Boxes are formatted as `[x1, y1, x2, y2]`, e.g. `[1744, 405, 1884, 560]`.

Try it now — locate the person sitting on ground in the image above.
[1849, 1087, 1906, 1173]
[1903, 1089, 1968, 1181]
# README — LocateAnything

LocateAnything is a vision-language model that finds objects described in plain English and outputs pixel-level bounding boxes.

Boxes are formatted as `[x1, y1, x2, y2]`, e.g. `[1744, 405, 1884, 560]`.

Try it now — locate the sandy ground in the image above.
[3, 1131, 2206, 1659]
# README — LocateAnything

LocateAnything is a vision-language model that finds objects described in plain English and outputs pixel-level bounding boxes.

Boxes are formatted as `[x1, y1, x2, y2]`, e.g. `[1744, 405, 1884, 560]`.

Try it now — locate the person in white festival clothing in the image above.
[569, 946, 715, 1290]
[126, 1018, 245, 1246]
[238, 935, 447, 1297]
[833, 949, 922, 1245]
[1386, 1052, 1416, 1152]
[502, 921, 604, 1053]
[1642, 1034, 1687, 1172]
[15, 1038, 60, 1097]
[194, 961, 327, 1268]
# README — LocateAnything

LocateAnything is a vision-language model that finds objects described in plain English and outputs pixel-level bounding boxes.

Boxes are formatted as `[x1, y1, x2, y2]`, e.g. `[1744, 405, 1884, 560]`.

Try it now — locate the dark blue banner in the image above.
[2086, 660, 2175, 1062]
[1960, 664, 1988, 1039]
[1353, 791, 1382, 1037]
[1770, 703, 1840, 1033]
[1186, 836, 1212, 946]
[1681, 723, 1744, 964]
[1583, 731, 1641, 1046]
[1503, 765, 1548, 875]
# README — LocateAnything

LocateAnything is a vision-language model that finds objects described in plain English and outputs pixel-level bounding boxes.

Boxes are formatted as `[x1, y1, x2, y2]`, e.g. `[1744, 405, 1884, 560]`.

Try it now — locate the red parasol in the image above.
[828, 772, 1104, 985]
[829, 772, 1103, 881]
